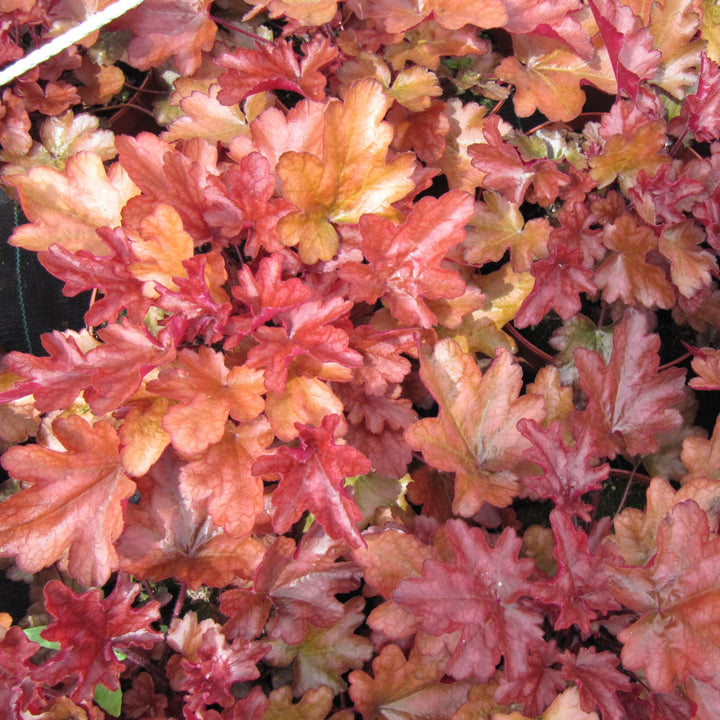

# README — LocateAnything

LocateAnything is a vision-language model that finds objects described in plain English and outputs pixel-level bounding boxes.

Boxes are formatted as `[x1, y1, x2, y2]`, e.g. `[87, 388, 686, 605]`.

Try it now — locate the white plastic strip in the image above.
[0, 0, 145, 88]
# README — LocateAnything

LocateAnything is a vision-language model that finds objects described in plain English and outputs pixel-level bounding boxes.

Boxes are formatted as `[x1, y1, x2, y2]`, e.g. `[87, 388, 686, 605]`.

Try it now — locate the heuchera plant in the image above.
[3, 0, 720, 717]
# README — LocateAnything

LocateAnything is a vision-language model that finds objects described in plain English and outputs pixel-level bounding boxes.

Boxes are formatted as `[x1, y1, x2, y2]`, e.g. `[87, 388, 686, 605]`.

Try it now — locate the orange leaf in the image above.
[128, 203, 195, 292]
[5, 153, 139, 255]
[404, 339, 545, 515]
[180, 418, 273, 538]
[276, 78, 416, 263]
[594, 214, 675, 309]
[148, 348, 265, 456]
[496, 33, 616, 122]
[589, 120, 670, 190]
[465, 192, 551, 272]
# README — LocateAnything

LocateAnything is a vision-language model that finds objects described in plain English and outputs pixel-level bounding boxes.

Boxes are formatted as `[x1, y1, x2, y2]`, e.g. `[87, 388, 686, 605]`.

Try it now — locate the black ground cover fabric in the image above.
[0, 188, 90, 355]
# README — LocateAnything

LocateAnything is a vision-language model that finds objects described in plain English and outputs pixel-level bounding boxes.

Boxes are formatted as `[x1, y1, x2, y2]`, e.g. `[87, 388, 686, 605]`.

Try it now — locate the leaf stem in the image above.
[211, 15, 273, 44]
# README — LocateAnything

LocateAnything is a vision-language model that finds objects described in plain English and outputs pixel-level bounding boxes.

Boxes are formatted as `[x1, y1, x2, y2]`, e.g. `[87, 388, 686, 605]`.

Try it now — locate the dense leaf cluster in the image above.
[2, 0, 720, 718]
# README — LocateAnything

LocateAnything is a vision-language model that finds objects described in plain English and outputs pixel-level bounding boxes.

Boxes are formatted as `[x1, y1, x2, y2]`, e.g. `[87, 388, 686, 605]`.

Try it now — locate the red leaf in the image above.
[39, 574, 162, 703]
[518, 420, 609, 521]
[338, 191, 474, 329]
[573, 309, 687, 459]
[535, 510, 621, 634]
[0, 416, 135, 587]
[252, 414, 371, 548]
[246, 296, 361, 393]
[393, 519, 544, 681]
[560, 647, 633, 720]
[217, 36, 337, 104]
[221, 533, 363, 645]
[39, 227, 150, 327]
[167, 614, 267, 715]
[609, 500, 720, 693]
[684, 53, 720, 142]
[0, 626, 41, 715]
[0, 330, 95, 413]
[587, 0, 661, 99]
[230, 252, 312, 338]
[513, 242, 597, 327]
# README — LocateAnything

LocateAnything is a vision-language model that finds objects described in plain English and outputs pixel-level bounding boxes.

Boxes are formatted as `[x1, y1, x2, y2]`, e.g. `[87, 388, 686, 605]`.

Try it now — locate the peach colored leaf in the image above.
[610, 500, 720, 693]
[148, 347, 265, 456]
[117, 451, 265, 589]
[348, 643, 473, 720]
[606, 477, 720, 567]
[658, 219, 717, 298]
[244, 0, 338, 25]
[689, 346, 720, 390]
[594, 214, 675, 309]
[127, 203, 195, 292]
[262, 686, 335, 720]
[345, 0, 507, 33]
[0, 416, 135, 587]
[111, 0, 216, 75]
[119, 397, 173, 477]
[180, 418, 273, 538]
[404, 339, 545, 516]
[163, 83, 250, 145]
[265, 373, 346, 442]
[682, 416, 720, 483]
[464, 191, 551, 272]
[276, 78, 417, 263]
[649, 0, 704, 97]
[5, 153, 138, 255]
[338, 191, 474, 329]
[496, 33, 616, 122]
[252, 414, 371, 548]
[589, 120, 670, 190]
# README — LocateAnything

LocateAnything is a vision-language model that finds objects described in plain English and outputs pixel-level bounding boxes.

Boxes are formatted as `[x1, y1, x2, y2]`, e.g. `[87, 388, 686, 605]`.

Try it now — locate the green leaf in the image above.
[23, 625, 60, 650]
[94, 683, 123, 717]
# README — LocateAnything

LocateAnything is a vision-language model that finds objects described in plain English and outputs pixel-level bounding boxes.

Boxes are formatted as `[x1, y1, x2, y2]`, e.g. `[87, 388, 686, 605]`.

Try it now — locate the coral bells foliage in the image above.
[7, 1, 720, 719]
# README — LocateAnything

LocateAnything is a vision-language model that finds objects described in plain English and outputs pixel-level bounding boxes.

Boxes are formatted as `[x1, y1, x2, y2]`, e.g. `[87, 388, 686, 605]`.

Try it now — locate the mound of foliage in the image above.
[2, 0, 720, 717]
